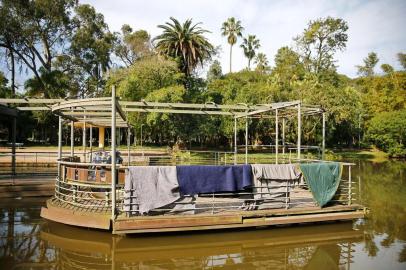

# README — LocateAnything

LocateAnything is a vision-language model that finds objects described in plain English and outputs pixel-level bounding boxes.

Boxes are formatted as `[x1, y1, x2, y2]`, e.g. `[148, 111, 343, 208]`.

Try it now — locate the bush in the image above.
[366, 110, 406, 157]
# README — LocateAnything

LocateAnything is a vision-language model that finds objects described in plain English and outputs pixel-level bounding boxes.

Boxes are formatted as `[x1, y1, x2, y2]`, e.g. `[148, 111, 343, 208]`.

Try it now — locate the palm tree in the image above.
[221, 17, 244, 73]
[154, 17, 214, 76]
[240, 35, 260, 70]
[254, 52, 269, 73]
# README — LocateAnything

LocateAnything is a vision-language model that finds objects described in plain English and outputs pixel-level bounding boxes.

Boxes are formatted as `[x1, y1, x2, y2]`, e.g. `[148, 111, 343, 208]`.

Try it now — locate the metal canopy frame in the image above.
[0, 98, 322, 119]
[0, 87, 328, 220]
[0, 93, 327, 162]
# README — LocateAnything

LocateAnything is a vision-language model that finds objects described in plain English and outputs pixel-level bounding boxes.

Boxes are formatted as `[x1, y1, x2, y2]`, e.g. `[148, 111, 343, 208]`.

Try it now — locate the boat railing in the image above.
[53, 158, 357, 217]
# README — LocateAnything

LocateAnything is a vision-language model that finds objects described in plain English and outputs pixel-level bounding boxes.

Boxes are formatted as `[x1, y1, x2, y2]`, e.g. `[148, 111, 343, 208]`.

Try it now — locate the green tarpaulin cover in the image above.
[299, 162, 342, 207]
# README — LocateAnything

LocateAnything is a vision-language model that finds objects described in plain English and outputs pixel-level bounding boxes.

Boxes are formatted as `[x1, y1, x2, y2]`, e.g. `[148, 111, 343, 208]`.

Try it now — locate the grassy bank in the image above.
[331, 149, 389, 162]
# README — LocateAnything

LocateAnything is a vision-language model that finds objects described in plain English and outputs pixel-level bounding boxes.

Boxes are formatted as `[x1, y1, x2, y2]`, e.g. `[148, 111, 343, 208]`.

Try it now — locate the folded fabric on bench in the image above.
[176, 165, 253, 195]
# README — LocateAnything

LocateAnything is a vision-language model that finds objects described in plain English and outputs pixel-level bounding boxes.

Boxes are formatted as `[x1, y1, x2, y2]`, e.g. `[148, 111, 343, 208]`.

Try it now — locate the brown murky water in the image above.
[1, 160, 405, 269]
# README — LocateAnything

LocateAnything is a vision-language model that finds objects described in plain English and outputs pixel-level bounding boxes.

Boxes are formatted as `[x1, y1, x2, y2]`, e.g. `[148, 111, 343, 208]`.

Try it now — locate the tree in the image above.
[0, 71, 11, 98]
[381, 64, 394, 74]
[221, 17, 243, 73]
[207, 60, 222, 81]
[294, 17, 348, 73]
[68, 4, 115, 97]
[106, 55, 183, 101]
[254, 52, 269, 73]
[357, 52, 379, 77]
[273, 46, 305, 84]
[114, 24, 152, 67]
[240, 35, 260, 70]
[366, 110, 406, 157]
[154, 17, 215, 76]
[0, 0, 76, 92]
[398, 52, 406, 70]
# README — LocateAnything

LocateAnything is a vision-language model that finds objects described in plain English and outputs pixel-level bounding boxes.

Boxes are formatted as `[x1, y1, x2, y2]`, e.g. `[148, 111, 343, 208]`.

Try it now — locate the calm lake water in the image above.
[1, 159, 405, 269]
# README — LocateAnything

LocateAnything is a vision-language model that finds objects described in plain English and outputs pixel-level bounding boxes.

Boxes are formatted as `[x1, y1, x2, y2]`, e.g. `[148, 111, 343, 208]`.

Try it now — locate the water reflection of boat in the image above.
[41, 221, 362, 269]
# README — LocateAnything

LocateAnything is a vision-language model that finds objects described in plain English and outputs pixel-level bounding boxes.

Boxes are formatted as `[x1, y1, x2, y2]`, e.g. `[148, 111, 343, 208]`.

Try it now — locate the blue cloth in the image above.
[176, 165, 253, 195]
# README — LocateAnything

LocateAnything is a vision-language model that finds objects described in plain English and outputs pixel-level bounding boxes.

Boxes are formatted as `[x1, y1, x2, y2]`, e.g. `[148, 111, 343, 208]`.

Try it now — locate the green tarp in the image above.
[299, 162, 342, 207]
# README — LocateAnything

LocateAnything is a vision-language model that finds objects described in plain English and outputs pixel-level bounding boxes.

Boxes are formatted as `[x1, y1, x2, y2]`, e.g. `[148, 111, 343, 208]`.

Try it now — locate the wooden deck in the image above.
[40, 197, 366, 234]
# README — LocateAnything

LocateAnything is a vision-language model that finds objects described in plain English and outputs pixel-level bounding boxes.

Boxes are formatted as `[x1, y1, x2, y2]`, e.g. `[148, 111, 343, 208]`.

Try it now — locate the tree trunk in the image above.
[9, 49, 15, 96]
[229, 44, 233, 73]
[248, 58, 251, 70]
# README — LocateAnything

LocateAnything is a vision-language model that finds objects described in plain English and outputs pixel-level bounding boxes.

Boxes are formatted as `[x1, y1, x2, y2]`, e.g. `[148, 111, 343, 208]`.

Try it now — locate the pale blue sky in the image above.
[82, 0, 405, 77]
[2, 0, 406, 91]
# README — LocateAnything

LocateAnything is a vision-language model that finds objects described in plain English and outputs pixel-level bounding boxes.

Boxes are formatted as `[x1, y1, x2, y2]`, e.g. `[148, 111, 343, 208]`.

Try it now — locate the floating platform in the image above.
[41, 197, 365, 234]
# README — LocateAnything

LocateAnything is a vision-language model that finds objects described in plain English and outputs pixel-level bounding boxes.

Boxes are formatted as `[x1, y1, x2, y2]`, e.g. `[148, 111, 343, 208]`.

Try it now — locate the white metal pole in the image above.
[57, 116, 63, 196]
[111, 86, 117, 221]
[275, 108, 279, 164]
[322, 112, 326, 160]
[245, 117, 248, 164]
[234, 117, 237, 165]
[297, 103, 301, 160]
[58, 116, 62, 181]
[141, 124, 144, 158]
[11, 117, 16, 176]
[58, 116, 62, 161]
[282, 117, 286, 156]
[70, 120, 74, 157]
[82, 116, 86, 162]
[127, 127, 131, 165]
[89, 125, 93, 162]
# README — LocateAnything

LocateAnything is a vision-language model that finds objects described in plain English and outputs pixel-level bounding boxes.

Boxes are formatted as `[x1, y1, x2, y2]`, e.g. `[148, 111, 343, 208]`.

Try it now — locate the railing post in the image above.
[234, 117, 237, 165]
[111, 85, 117, 221]
[275, 108, 279, 164]
[70, 114, 74, 157]
[297, 102, 301, 160]
[58, 116, 62, 196]
[11, 117, 16, 176]
[322, 112, 326, 160]
[282, 118, 285, 157]
[245, 117, 248, 164]
[89, 125, 93, 162]
[348, 165, 352, 205]
[82, 115, 86, 162]
[127, 127, 131, 165]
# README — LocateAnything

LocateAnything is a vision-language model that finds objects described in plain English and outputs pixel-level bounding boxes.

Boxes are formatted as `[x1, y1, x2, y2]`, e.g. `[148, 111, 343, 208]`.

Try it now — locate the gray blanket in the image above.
[251, 164, 302, 209]
[124, 166, 180, 214]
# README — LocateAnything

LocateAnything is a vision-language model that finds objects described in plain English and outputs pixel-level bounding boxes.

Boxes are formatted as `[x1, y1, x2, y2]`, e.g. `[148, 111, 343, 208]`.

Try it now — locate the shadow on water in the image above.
[0, 159, 405, 269]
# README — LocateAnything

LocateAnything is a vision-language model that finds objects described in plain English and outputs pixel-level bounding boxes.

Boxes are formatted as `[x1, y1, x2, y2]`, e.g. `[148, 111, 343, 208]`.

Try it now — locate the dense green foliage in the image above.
[0, 2, 404, 156]
[366, 110, 406, 157]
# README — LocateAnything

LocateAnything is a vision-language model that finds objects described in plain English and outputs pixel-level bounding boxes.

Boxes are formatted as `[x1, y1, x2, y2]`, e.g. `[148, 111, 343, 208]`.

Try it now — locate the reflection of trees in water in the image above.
[354, 160, 406, 262]
[0, 205, 56, 269]
[55, 244, 348, 269]
[0, 206, 356, 270]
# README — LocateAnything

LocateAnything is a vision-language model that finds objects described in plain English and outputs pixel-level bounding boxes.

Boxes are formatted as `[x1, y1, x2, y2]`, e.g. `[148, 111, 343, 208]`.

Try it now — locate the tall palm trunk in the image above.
[229, 44, 233, 73]
[248, 58, 251, 70]
[10, 50, 15, 96]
